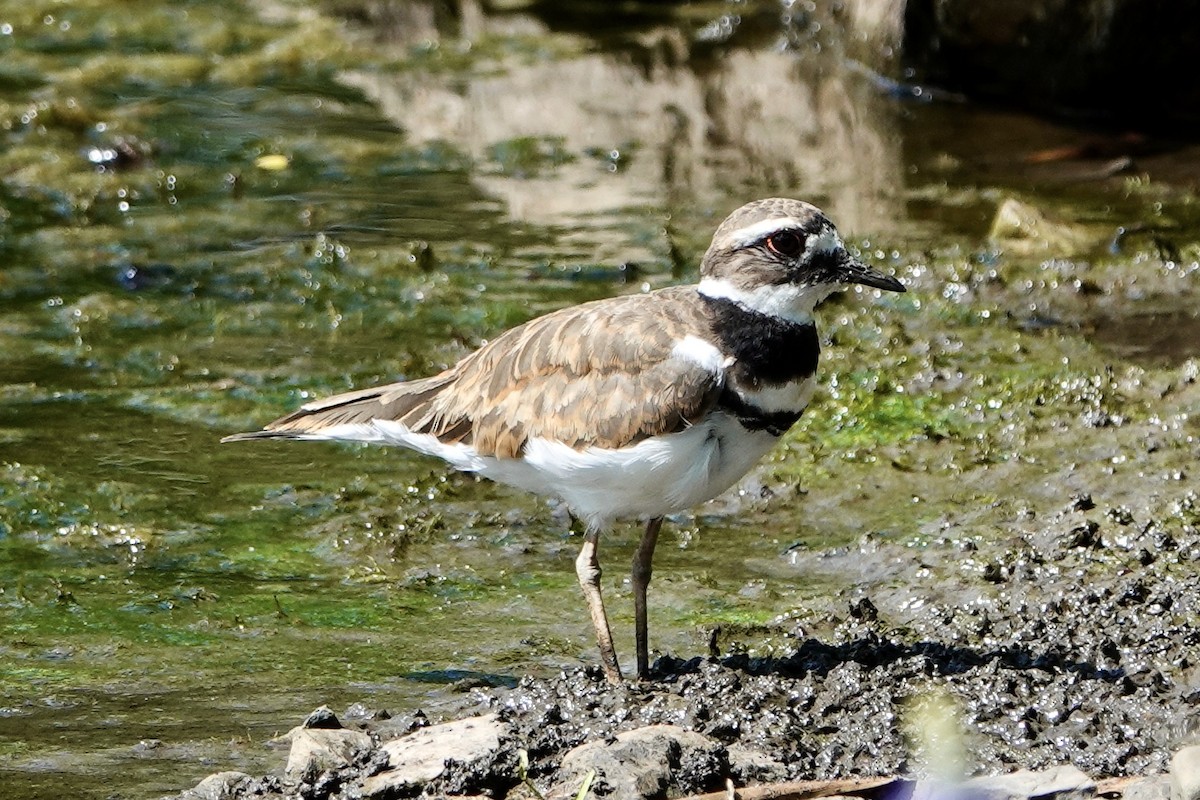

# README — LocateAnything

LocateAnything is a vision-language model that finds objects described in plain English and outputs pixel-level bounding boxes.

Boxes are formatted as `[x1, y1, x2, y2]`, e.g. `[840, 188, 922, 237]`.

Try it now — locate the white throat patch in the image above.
[697, 278, 837, 325]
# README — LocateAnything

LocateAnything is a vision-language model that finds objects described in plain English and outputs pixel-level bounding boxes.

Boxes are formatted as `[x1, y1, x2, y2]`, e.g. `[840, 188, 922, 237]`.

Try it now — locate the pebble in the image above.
[1124, 775, 1172, 800]
[284, 727, 374, 782]
[178, 771, 252, 800]
[162, 479, 1200, 799]
[301, 705, 343, 730]
[547, 724, 725, 799]
[1171, 746, 1200, 800]
[962, 765, 1095, 800]
[361, 713, 504, 797]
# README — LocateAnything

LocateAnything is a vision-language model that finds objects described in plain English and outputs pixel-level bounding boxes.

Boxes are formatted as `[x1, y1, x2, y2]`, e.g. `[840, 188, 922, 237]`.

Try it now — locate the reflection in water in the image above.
[341, 0, 905, 236]
[1, 2, 1199, 799]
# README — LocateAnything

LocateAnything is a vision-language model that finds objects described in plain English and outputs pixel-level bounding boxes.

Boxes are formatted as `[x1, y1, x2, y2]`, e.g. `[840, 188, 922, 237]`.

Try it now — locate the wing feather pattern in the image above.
[224, 287, 725, 458]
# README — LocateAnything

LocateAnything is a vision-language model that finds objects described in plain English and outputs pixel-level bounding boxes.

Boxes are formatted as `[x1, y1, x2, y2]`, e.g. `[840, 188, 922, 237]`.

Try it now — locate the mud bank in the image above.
[173, 478, 1200, 799]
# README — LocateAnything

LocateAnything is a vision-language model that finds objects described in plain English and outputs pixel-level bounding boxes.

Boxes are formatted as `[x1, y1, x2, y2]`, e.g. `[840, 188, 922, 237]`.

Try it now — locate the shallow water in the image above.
[1, 1, 1198, 798]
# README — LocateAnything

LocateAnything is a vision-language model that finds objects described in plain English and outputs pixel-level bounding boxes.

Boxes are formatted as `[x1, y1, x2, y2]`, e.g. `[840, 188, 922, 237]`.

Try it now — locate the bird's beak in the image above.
[835, 253, 905, 293]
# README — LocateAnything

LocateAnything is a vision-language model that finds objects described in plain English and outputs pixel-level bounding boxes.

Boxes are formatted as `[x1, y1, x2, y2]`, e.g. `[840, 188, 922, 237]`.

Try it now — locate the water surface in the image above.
[1, 1, 1198, 797]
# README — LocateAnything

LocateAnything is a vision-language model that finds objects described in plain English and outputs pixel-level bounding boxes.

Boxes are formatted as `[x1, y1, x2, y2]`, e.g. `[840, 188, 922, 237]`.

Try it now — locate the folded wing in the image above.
[223, 288, 725, 458]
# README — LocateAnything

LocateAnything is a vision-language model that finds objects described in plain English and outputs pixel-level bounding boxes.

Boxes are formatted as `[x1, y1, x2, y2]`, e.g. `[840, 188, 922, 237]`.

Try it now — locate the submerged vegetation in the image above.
[0, 0, 1197, 797]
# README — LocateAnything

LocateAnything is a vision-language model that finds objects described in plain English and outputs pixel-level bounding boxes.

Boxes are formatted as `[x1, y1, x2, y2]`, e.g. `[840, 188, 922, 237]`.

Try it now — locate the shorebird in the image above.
[224, 198, 904, 682]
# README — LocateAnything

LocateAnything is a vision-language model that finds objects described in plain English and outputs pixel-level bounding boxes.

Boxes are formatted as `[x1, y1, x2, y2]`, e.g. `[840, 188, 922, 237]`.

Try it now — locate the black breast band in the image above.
[702, 294, 820, 384]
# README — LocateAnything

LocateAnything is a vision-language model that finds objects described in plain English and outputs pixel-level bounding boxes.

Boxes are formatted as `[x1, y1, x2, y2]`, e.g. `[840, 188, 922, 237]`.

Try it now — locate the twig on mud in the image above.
[679, 776, 901, 800]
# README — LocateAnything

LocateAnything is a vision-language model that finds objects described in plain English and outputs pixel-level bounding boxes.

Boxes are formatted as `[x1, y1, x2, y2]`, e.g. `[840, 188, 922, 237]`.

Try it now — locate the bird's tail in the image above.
[221, 374, 459, 444]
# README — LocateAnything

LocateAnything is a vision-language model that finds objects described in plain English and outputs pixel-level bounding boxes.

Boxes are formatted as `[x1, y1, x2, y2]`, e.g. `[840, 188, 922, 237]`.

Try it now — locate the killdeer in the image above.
[224, 198, 904, 683]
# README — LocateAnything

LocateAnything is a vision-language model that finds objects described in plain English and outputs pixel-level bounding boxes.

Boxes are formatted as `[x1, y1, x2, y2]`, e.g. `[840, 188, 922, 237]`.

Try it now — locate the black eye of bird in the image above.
[765, 230, 805, 259]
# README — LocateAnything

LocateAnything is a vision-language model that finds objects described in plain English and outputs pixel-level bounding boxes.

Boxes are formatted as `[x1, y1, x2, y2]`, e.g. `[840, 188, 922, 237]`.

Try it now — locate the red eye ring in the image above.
[766, 230, 805, 259]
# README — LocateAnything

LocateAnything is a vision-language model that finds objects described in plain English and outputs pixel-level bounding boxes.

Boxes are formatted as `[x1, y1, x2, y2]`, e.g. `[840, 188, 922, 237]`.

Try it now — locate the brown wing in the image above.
[223, 287, 725, 459]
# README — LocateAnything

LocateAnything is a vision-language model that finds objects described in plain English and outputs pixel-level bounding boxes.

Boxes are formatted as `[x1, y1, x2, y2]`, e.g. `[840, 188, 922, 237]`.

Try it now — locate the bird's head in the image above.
[698, 198, 904, 323]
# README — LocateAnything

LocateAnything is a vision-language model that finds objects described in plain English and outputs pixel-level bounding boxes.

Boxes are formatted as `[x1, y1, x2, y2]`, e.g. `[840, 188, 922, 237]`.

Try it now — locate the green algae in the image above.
[0, 0, 1198, 798]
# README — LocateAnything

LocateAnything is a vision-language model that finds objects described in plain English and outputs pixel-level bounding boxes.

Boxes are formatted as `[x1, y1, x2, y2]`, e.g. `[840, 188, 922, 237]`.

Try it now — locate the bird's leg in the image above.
[575, 528, 622, 683]
[632, 516, 664, 680]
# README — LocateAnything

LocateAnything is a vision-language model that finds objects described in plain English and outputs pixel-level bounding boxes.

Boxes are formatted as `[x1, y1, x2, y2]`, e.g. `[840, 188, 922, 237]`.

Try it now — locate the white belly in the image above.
[363, 414, 779, 529]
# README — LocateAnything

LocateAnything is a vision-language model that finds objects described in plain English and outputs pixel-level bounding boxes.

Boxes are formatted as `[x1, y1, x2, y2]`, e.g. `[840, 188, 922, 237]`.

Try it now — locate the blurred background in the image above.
[1, 2, 1198, 797]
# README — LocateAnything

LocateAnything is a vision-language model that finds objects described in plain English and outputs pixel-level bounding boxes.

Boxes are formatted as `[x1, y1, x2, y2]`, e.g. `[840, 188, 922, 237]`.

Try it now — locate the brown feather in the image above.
[228, 286, 726, 456]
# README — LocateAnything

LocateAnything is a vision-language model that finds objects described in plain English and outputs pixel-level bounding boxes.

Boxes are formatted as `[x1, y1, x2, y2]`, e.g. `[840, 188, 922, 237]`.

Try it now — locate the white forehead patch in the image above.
[808, 228, 843, 256]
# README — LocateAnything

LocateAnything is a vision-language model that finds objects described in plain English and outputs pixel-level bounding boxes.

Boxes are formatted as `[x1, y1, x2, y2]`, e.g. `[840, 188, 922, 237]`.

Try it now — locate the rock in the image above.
[133, 738, 164, 756]
[963, 765, 1095, 800]
[546, 724, 727, 800]
[372, 710, 431, 741]
[179, 771, 253, 800]
[1124, 774, 1172, 800]
[1171, 746, 1200, 800]
[303, 705, 343, 729]
[285, 727, 374, 782]
[343, 701, 390, 722]
[362, 713, 504, 797]
[726, 743, 787, 784]
[988, 198, 1095, 256]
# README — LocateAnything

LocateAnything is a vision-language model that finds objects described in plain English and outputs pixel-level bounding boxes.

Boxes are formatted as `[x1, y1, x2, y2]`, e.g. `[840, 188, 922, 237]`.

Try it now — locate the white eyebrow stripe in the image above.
[727, 217, 803, 248]
[727, 220, 845, 256]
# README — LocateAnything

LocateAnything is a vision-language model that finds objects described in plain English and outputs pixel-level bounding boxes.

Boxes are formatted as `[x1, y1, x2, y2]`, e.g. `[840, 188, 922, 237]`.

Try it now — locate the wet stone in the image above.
[362, 713, 504, 797]
[134, 738, 163, 754]
[1122, 775, 1173, 800]
[1171, 746, 1200, 800]
[179, 772, 254, 800]
[963, 766, 1096, 800]
[343, 702, 390, 723]
[546, 724, 727, 800]
[303, 705, 343, 730]
[284, 727, 374, 783]
[371, 709, 431, 741]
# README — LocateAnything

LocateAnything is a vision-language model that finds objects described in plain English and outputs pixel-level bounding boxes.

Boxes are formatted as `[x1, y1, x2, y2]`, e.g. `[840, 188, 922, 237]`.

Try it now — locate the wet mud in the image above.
[177, 480, 1200, 798]
[4, 1, 1200, 797]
